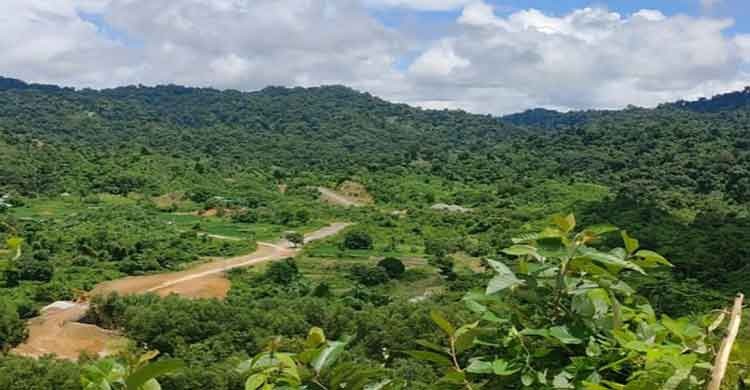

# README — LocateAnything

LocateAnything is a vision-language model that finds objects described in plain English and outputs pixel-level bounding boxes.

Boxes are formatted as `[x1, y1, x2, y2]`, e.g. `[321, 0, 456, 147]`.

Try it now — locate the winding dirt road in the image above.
[12, 222, 351, 360]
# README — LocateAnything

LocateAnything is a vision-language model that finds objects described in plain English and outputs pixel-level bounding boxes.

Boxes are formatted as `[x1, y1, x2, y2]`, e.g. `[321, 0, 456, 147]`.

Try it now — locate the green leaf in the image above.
[466, 359, 493, 374]
[311, 338, 350, 374]
[414, 340, 449, 354]
[661, 315, 702, 341]
[501, 245, 540, 257]
[553, 371, 574, 389]
[634, 250, 673, 268]
[584, 224, 619, 236]
[430, 310, 455, 337]
[522, 372, 535, 386]
[707, 312, 726, 333]
[553, 214, 576, 233]
[406, 351, 452, 367]
[454, 322, 480, 354]
[492, 359, 520, 376]
[577, 247, 645, 275]
[140, 379, 160, 390]
[125, 359, 183, 390]
[549, 326, 583, 344]
[620, 231, 639, 255]
[586, 338, 601, 357]
[439, 369, 466, 385]
[587, 288, 611, 319]
[245, 374, 267, 390]
[485, 259, 524, 294]
[306, 327, 326, 348]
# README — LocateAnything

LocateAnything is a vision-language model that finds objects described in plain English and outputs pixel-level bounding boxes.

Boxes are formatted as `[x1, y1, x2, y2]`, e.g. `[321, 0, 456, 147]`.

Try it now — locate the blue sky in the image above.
[374, 0, 749, 34]
[373, 0, 749, 72]
[3, 0, 749, 114]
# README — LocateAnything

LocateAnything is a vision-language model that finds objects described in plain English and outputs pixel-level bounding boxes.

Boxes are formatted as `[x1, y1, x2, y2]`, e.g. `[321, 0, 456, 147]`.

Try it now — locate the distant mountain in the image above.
[501, 108, 592, 130]
[661, 87, 750, 113]
[1, 76, 750, 209]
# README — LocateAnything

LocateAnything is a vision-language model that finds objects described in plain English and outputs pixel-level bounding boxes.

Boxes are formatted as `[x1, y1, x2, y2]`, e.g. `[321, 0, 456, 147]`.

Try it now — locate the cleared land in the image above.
[11, 222, 351, 360]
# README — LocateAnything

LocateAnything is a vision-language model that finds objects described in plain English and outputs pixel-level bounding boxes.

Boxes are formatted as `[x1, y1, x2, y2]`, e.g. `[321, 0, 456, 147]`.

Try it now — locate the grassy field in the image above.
[154, 213, 330, 242]
[9, 194, 141, 219]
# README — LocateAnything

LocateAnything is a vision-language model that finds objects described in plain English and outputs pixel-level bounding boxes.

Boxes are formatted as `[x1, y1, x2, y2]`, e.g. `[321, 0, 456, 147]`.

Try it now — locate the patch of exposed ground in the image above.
[12, 303, 127, 360]
[12, 222, 352, 361]
[151, 192, 185, 209]
[318, 182, 373, 207]
[336, 181, 374, 204]
[430, 203, 473, 213]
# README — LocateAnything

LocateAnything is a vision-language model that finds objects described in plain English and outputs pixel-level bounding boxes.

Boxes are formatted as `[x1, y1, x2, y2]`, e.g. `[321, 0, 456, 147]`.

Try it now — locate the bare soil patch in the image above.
[13, 223, 351, 361]
[12, 303, 126, 360]
[336, 181, 374, 204]
[152, 192, 185, 209]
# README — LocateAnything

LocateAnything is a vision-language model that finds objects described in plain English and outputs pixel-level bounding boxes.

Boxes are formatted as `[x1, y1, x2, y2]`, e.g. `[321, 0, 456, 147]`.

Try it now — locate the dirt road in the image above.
[318, 187, 363, 207]
[12, 222, 351, 360]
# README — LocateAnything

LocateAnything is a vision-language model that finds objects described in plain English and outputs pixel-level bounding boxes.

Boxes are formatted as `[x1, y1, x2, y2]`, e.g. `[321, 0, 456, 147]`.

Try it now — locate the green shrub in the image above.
[377, 257, 405, 279]
[349, 264, 389, 286]
[0, 298, 27, 351]
[342, 230, 373, 250]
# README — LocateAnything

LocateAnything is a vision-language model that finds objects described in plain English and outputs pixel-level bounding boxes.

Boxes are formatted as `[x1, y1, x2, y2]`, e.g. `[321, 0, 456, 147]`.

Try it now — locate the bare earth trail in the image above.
[12, 222, 352, 360]
[317, 187, 364, 207]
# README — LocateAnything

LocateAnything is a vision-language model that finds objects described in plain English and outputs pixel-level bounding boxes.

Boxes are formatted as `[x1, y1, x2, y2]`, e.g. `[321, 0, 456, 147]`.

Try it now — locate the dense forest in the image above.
[0, 76, 749, 389]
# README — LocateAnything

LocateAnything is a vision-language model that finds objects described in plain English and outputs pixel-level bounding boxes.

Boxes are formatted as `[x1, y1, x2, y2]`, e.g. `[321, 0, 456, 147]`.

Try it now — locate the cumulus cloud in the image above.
[0, 0, 747, 114]
[0, 0, 403, 91]
[407, 1, 750, 113]
[364, 0, 473, 11]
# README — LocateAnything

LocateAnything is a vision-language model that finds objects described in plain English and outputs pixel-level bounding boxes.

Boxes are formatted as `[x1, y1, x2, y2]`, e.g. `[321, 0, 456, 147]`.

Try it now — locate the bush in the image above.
[428, 255, 456, 281]
[264, 259, 300, 284]
[377, 257, 405, 279]
[342, 230, 373, 250]
[18, 259, 54, 282]
[349, 265, 389, 286]
[285, 231, 304, 248]
[0, 298, 27, 351]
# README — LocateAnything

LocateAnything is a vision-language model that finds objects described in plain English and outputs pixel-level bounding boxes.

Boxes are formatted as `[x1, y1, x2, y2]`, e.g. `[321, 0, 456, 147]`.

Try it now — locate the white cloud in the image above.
[736, 35, 750, 62]
[0, 0, 747, 115]
[408, 40, 469, 77]
[364, 0, 472, 11]
[0, 0, 404, 91]
[404, 1, 749, 113]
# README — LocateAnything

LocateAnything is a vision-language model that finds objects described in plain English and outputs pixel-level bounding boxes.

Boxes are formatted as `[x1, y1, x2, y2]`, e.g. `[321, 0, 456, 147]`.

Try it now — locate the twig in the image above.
[708, 293, 744, 390]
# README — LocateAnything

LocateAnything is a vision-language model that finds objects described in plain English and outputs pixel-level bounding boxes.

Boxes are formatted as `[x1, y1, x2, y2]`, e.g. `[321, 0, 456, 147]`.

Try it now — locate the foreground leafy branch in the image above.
[237, 327, 394, 390]
[416, 214, 723, 389]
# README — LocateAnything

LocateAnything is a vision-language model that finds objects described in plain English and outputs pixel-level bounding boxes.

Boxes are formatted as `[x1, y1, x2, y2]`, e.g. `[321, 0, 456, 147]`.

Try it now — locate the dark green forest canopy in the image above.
[2, 76, 750, 207]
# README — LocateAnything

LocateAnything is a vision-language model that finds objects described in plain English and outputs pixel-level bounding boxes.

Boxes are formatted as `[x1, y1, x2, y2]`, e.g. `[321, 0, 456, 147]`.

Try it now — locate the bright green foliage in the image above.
[237, 327, 390, 390]
[81, 350, 184, 390]
[0, 297, 26, 351]
[416, 214, 719, 389]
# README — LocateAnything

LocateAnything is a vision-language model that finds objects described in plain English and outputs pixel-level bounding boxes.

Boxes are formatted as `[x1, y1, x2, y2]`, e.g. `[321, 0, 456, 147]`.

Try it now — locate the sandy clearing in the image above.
[12, 222, 351, 361]
[318, 187, 363, 207]
[11, 302, 127, 360]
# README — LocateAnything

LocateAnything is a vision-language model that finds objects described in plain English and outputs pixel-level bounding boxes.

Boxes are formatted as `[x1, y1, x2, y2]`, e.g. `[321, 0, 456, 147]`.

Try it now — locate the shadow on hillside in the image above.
[577, 195, 749, 302]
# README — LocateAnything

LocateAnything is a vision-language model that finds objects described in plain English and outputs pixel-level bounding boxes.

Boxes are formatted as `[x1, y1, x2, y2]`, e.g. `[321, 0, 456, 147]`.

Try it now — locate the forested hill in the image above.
[2, 76, 750, 210]
[0, 76, 517, 172]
